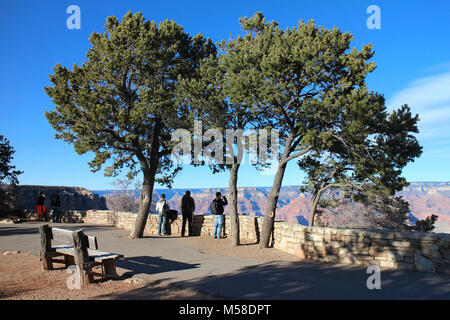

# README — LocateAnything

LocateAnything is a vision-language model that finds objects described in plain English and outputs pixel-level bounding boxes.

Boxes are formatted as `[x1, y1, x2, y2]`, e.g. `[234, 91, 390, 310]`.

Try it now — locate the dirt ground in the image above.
[0, 251, 214, 300]
[184, 235, 300, 262]
[0, 235, 299, 300]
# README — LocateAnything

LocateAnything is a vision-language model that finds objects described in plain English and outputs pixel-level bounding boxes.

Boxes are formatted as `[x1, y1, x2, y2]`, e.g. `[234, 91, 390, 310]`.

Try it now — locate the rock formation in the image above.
[14, 185, 107, 212]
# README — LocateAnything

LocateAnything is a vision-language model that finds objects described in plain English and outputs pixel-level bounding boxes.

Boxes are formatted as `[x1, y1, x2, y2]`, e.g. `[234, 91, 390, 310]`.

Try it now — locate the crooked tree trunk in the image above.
[308, 190, 322, 227]
[259, 160, 288, 248]
[259, 135, 295, 248]
[129, 168, 157, 239]
[228, 163, 240, 246]
[129, 123, 161, 239]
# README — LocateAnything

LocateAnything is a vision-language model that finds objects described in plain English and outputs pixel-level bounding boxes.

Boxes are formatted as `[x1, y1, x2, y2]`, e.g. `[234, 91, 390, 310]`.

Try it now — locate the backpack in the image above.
[162, 201, 169, 216]
[167, 209, 178, 223]
[210, 200, 219, 215]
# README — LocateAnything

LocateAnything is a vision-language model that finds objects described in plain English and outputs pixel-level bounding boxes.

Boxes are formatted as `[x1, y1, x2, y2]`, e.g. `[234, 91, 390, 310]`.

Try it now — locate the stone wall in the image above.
[81, 210, 260, 240]
[66, 210, 450, 275]
[271, 220, 450, 275]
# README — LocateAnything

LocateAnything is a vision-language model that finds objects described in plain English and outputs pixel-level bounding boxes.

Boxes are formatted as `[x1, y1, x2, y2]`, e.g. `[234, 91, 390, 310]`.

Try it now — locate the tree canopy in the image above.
[44, 11, 424, 241]
[298, 103, 422, 226]
[228, 13, 386, 247]
[0, 135, 22, 185]
[176, 15, 275, 245]
[45, 12, 216, 238]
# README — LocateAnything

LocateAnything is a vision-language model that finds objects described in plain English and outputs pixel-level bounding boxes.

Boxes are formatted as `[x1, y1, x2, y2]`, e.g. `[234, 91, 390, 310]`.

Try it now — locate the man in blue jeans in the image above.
[156, 194, 169, 236]
[210, 192, 228, 239]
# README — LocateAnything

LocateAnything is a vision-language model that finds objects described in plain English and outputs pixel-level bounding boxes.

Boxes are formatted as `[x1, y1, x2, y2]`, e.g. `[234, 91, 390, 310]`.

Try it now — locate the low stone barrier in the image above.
[63, 210, 450, 275]
[82, 210, 260, 240]
[271, 220, 450, 275]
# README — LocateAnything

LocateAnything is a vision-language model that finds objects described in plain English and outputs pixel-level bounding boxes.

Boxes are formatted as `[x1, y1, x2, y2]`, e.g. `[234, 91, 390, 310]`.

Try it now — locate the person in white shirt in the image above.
[156, 194, 169, 236]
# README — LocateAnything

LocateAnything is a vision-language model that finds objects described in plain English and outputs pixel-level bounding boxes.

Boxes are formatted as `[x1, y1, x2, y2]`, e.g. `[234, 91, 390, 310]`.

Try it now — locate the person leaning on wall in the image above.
[180, 190, 195, 237]
[210, 192, 228, 239]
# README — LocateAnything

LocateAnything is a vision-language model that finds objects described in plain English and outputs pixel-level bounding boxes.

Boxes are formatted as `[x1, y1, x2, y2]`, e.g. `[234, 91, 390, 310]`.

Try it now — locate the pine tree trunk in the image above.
[129, 122, 161, 239]
[228, 163, 240, 246]
[129, 168, 156, 239]
[309, 191, 321, 227]
[259, 159, 288, 248]
[259, 134, 296, 248]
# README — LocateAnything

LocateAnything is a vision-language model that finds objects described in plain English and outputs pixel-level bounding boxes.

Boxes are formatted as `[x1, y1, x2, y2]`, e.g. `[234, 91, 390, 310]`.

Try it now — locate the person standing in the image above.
[210, 192, 228, 239]
[51, 192, 62, 223]
[156, 194, 169, 236]
[36, 192, 46, 221]
[180, 190, 195, 237]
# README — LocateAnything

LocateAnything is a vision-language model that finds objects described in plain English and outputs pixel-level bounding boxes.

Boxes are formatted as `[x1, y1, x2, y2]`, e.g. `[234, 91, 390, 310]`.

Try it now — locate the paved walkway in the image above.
[1, 222, 449, 299]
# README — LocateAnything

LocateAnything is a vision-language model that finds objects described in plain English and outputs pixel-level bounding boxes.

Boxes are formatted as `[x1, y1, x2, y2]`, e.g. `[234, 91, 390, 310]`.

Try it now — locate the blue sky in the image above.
[1, 0, 449, 190]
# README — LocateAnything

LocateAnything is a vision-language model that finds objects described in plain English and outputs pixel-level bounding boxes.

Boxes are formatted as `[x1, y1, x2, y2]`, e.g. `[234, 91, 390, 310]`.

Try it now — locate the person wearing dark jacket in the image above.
[51, 192, 61, 223]
[180, 190, 195, 237]
[210, 192, 228, 239]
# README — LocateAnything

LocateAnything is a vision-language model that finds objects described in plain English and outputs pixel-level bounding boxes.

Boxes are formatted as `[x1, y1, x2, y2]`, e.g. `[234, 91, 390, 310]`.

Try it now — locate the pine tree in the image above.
[45, 12, 216, 238]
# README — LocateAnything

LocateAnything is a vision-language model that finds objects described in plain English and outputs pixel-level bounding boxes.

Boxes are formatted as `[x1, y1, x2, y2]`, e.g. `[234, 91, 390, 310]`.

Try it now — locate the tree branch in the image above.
[280, 146, 312, 166]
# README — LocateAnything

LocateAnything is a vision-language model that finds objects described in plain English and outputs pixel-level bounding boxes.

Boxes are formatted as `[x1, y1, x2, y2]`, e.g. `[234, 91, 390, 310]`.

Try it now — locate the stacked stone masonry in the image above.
[61, 210, 450, 275]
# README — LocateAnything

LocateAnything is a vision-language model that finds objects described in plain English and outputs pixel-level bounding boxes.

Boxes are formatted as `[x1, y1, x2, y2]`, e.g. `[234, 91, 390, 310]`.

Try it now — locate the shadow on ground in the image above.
[0, 227, 40, 237]
[94, 278, 218, 300]
[106, 260, 450, 300]
[116, 256, 200, 276]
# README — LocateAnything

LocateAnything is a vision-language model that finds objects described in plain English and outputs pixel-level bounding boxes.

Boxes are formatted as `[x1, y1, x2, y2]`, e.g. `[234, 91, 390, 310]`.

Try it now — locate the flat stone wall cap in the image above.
[355, 230, 371, 237]
[308, 226, 326, 234]
[404, 232, 439, 241]
[414, 252, 436, 273]
[292, 224, 307, 231]
[437, 234, 450, 241]
[341, 229, 359, 236]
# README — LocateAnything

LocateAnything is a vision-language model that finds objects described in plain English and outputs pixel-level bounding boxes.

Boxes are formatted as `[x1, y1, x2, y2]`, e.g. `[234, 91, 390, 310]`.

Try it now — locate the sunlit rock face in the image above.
[14, 185, 107, 211]
[93, 182, 450, 233]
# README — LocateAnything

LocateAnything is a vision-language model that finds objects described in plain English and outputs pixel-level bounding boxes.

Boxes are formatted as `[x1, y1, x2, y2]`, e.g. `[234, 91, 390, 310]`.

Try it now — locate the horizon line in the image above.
[13, 181, 450, 191]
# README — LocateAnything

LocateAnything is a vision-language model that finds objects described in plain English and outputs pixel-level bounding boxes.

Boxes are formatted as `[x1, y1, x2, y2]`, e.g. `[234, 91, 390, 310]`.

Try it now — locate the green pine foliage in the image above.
[45, 12, 216, 238]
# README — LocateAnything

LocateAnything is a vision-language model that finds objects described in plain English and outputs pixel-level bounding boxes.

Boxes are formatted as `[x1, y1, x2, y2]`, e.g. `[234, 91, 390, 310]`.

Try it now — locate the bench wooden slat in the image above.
[51, 228, 74, 244]
[88, 250, 124, 262]
[53, 245, 123, 262]
[50, 228, 98, 250]
[88, 236, 98, 250]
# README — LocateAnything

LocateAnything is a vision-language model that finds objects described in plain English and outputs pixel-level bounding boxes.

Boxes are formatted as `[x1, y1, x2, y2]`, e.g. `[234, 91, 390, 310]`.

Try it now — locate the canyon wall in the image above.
[14, 185, 107, 212]
[96, 182, 450, 233]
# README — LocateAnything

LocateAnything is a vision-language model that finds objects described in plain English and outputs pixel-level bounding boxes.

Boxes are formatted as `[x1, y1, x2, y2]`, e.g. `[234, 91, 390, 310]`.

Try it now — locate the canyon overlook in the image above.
[96, 182, 450, 233]
[10, 182, 450, 233]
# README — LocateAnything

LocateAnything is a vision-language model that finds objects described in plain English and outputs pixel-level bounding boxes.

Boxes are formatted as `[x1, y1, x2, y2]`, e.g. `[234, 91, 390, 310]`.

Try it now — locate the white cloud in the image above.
[388, 70, 450, 141]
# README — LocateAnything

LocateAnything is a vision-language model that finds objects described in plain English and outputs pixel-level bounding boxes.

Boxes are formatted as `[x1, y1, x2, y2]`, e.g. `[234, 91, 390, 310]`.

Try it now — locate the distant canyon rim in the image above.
[10, 183, 450, 234]
[95, 182, 450, 233]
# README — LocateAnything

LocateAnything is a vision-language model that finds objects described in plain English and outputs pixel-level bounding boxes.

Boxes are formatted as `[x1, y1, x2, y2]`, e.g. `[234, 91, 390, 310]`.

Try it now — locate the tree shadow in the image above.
[141, 235, 185, 239]
[116, 256, 200, 277]
[0, 227, 39, 237]
[154, 260, 450, 300]
[93, 278, 219, 300]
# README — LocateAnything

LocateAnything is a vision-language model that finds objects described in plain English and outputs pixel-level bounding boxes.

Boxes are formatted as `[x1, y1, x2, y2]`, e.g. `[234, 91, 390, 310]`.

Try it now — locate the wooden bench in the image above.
[39, 224, 124, 286]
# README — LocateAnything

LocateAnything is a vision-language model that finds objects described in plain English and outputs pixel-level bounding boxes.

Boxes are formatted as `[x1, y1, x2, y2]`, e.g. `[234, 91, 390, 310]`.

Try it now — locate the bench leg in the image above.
[77, 266, 94, 286]
[103, 259, 119, 278]
[40, 252, 53, 271]
[64, 255, 75, 268]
